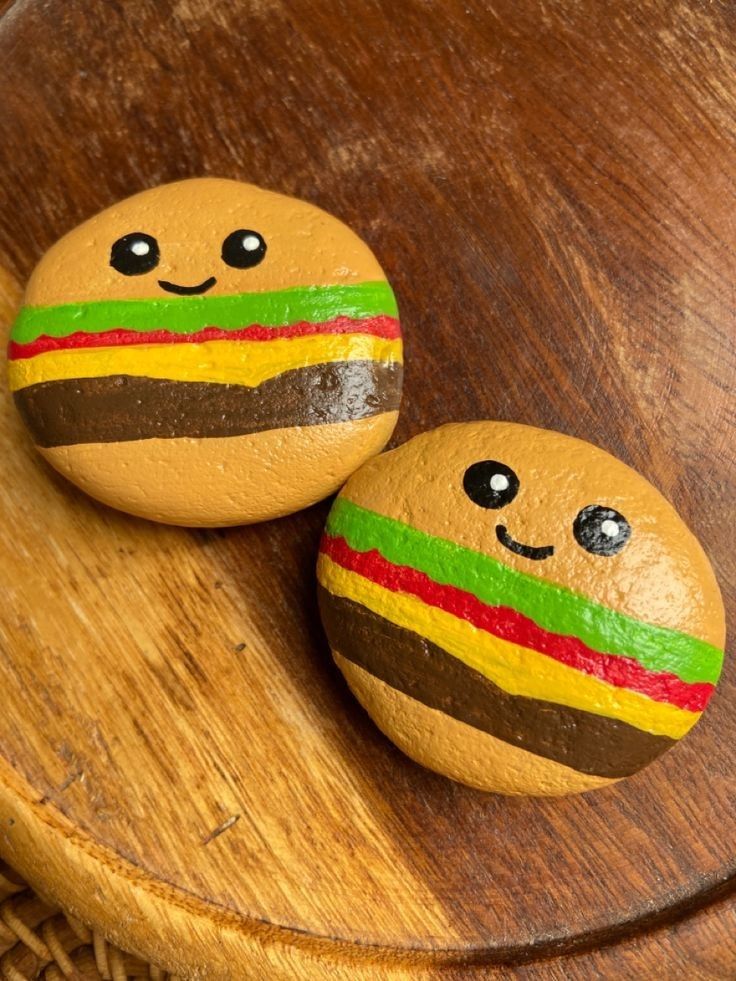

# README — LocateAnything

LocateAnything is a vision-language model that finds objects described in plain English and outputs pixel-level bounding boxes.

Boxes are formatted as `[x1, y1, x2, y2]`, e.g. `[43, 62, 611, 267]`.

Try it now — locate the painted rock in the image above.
[7, 178, 402, 526]
[317, 422, 726, 796]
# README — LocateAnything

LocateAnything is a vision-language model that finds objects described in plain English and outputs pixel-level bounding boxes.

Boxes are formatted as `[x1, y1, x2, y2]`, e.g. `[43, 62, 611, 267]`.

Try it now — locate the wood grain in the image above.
[0, 0, 734, 976]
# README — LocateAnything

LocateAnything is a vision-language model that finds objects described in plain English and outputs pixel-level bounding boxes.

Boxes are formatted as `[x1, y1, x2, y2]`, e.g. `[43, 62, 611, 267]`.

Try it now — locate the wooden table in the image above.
[0, 1, 734, 977]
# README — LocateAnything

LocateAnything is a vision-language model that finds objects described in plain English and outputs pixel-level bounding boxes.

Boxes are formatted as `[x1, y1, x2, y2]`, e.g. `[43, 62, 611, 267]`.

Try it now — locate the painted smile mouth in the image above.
[158, 276, 217, 296]
[496, 525, 555, 561]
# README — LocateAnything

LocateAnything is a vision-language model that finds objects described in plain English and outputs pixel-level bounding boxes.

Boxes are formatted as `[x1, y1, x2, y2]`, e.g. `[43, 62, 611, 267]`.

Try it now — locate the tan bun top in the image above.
[25, 177, 387, 306]
[340, 421, 725, 648]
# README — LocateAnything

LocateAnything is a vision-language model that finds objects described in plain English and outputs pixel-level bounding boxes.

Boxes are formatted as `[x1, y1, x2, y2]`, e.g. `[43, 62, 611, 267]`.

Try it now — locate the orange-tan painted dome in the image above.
[317, 422, 726, 796]
[7, 178, 402, 526]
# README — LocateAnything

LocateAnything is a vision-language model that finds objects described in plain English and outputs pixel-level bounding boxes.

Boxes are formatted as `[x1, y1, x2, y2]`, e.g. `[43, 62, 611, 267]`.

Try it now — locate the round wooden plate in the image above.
[0, 1, 734, 977]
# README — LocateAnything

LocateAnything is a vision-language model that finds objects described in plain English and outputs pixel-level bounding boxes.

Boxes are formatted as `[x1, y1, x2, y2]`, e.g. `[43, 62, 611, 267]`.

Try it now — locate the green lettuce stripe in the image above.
[326, 497, 723, 685]
[11, 281, 398, 344]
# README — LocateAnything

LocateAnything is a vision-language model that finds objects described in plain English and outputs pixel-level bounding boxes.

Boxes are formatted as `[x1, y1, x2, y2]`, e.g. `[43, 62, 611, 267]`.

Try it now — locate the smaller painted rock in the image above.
[317, 422, 726, 796]
[7, 178, 402, 526]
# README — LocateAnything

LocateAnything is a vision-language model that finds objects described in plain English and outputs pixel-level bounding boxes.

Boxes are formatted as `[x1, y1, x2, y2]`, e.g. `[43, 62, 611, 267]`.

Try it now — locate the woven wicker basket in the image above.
[0, 862, 171, 981]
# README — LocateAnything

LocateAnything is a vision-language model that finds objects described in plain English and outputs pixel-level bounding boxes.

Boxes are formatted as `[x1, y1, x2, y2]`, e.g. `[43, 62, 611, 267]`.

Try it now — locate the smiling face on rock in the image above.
[8, 178, 403, 526]
[317, 421, 726, 796]
[22, 177, 390, 305]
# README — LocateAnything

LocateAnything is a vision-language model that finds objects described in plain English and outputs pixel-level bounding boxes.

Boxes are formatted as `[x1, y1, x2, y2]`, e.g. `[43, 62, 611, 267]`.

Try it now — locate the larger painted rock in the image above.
[317, 422, 726, 796]
[7, 178, 402, 526]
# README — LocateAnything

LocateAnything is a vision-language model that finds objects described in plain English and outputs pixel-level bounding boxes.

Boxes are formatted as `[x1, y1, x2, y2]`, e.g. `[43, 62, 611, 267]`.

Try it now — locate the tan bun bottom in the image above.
[334, 653, 617, 797]
[40, 413, 398, 527]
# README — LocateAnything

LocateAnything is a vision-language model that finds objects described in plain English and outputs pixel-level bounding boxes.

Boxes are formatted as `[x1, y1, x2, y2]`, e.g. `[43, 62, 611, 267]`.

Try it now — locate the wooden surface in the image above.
[0, 0, 734, 976]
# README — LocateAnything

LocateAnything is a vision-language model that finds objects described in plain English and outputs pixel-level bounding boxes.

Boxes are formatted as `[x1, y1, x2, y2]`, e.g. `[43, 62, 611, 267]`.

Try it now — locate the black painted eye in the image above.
[109, 232, 160, 276]
[463, 460, 520, 509]
[221, 229, 267, 269]
[573, 505, 631, 556]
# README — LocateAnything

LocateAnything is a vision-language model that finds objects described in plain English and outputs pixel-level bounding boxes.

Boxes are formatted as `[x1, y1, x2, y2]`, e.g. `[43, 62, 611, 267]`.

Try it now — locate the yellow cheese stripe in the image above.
[317, 554, 699, 740]
[7, 334, 403, 392]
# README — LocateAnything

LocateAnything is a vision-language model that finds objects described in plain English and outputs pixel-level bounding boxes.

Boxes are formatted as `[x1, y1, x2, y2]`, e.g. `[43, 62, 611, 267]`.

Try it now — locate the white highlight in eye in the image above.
[243, 234, 261, 251]
[490, 473, 510, 492]
[601, 519, 620, 538]
[130, 240, 150, 256]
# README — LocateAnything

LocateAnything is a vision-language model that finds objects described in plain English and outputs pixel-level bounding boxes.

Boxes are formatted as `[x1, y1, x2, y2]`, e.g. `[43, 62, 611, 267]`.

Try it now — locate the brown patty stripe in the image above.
[318, 587, 675, 778]
[14, 360, 402, 447]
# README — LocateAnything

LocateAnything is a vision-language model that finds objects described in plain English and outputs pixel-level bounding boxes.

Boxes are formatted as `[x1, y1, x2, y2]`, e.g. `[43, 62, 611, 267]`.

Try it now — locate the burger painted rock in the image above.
[317, 422, 726, 796]
[7, 178, 402, 526]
